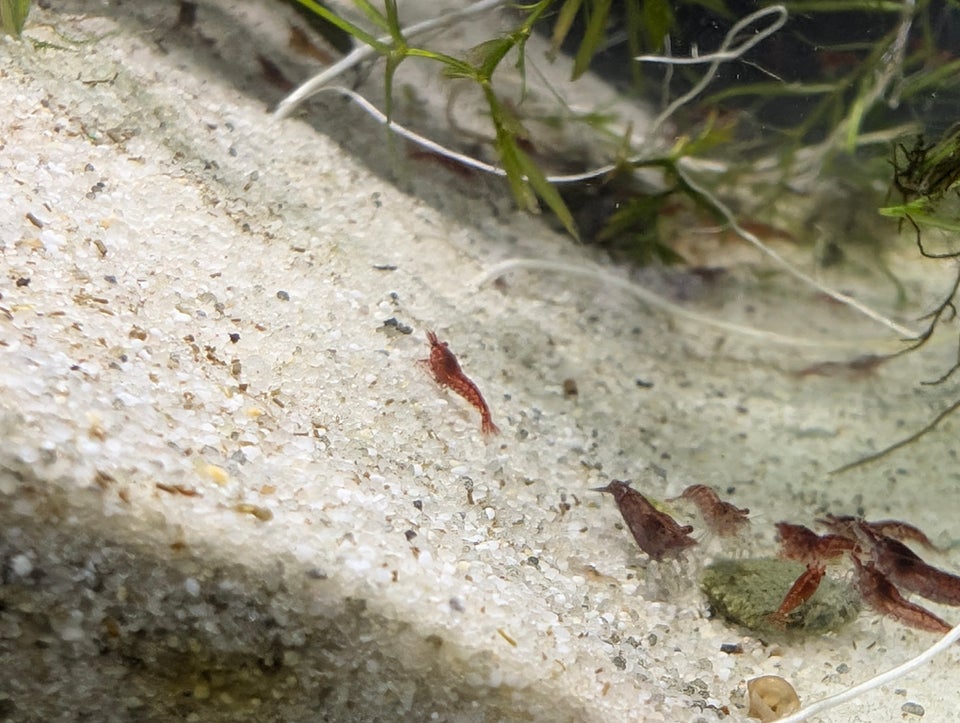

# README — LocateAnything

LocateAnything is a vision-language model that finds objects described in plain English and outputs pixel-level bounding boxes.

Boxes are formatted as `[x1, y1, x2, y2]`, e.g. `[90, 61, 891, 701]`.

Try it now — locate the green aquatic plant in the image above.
[1, 0, 30, 37]
[276, 1, 960, 346]
[285, 0, 580, 238]
[279, 1, 958, 263]
[882, 124, 960, 254]
[833, 124, 960, 474]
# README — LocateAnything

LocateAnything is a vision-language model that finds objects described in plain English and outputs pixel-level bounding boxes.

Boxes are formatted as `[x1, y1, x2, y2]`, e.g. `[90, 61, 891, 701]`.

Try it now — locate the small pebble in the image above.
[901, 702, 925, 717]
[11, 554, 32, 577]
[234, 503, 272, 521]
[378, 317, 412, 335]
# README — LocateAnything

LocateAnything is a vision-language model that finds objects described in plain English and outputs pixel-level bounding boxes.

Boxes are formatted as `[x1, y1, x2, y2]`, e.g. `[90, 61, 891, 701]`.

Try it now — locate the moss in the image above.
[701, 558, 860, 638]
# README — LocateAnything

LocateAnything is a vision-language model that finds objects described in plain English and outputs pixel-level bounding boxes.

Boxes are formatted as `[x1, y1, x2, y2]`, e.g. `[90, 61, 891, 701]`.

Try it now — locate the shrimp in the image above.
[831, 517, 960, 607]
[594, 480, 697, 561]
[768, 564, 826, 627]
[678, 484, 750, 536]
[423, 331, 499, 434]
[775, 522, 854, 567]
[853, 558, 952, 635]
[871, 535, 960, 606]
[820, 513, 942, 552]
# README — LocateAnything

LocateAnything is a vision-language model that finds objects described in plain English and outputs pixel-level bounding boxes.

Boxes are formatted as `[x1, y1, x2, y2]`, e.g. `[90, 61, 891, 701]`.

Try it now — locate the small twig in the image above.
[831, 396, 960, 475]
[907, 213, 960, 260]
[885, 264, 960, 381]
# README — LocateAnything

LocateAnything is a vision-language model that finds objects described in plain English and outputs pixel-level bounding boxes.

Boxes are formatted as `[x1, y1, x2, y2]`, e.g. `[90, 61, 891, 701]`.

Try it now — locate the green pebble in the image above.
[701, 558, 861, 637]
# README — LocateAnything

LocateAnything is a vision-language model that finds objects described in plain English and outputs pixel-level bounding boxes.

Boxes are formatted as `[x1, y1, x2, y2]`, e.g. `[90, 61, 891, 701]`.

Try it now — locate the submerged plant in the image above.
[1, 0, 30, 37]
[276, 1, 960, 346]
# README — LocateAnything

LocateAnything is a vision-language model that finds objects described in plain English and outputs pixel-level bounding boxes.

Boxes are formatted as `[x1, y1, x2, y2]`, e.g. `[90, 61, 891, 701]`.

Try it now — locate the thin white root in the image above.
[280, 84, 625, 184]
[778, 619, 960, 722]
[273, 0, 506, 119]
[673, 161, 918, 339]
[641, 5, 788, 139]
[635, 6, 786, 66]
[300, 86, 508, 175]
[473, 258, 909, 352]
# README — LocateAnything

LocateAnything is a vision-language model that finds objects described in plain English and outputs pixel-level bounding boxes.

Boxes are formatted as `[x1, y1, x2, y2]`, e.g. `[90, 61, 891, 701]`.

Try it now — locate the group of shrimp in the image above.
[416, 333, 960, 636]
[775, 515, 960, 634]
[592, 482, 750, 561]
[594, 479, 960, 636]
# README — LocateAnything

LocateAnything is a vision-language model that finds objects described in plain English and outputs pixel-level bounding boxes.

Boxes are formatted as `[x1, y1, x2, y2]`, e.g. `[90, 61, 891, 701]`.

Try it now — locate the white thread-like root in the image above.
[642, 6, 788, 139]
[635, 6, 786, 66]
[673, 161, 918, 338]
[302, 86, 508, 175]
[281, 84, 625, 184]
[473, 258, 910, 352]
[778, 619, 960, 722]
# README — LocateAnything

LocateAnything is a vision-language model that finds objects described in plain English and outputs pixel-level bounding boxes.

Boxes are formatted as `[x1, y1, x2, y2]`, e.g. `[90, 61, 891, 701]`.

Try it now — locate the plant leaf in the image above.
[514, 143, 581, 240]
[1, 0, 31, 38]
[571, 0, 612, 81]
[550, 0, 583, 57]
[640, 0, 675, 52]
[483, 84, 578, 238]
[351, 0, 391, 33]
[290, 0, 387, 51]
[880, 201, 960, 232]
